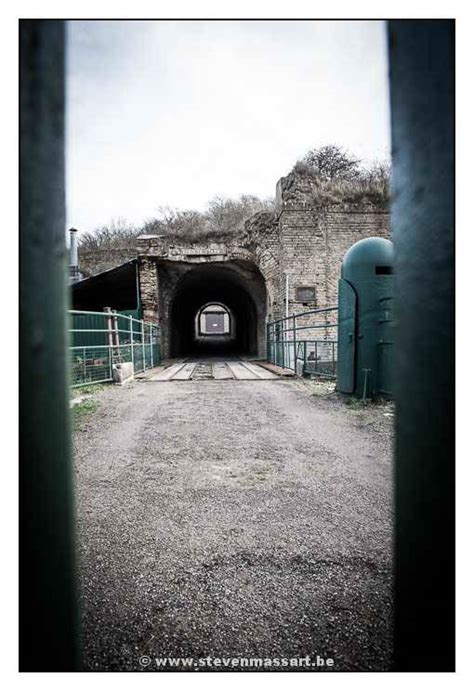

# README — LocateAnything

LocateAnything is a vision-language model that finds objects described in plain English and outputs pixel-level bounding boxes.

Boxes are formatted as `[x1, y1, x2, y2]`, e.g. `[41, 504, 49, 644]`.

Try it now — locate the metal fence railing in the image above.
[267, 306, 338, 378]
[69, 310, 160, 388]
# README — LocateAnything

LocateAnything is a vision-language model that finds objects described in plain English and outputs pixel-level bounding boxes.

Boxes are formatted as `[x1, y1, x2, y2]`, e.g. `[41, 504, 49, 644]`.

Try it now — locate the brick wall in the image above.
[275, 204, 390, 320]
[77, 171, 390, 357]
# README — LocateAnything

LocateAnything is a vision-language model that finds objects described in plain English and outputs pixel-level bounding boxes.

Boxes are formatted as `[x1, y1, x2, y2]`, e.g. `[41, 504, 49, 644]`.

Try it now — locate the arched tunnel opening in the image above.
[169, 262, 267, 358]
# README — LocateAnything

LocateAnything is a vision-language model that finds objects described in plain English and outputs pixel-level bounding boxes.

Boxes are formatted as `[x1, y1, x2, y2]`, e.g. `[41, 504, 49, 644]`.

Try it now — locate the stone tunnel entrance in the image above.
[168, 261, 267, 358]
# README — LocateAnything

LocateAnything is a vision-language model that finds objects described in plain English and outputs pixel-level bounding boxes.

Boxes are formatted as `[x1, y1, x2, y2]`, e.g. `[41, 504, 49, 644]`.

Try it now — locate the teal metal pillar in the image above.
[388, 20, 455, 671]
[20, 20, 79, 670]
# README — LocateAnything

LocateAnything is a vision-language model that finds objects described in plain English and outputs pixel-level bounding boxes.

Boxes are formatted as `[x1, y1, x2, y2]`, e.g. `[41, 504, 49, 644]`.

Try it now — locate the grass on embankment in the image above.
[70, 383, 107, 430]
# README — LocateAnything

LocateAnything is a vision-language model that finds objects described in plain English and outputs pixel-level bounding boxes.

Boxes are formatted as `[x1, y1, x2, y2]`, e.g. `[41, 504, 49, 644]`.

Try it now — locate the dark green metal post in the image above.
[388, 20, 454, 671]
[20, 20, 79, 670]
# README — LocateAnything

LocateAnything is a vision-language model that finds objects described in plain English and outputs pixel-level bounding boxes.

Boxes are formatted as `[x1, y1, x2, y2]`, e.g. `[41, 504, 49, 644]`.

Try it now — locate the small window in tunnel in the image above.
[198, 304, 231, 335]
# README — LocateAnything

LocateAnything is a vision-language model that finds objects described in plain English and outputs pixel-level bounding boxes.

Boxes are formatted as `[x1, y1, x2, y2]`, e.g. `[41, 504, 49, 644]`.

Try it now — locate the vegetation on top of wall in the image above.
[77, 145, 390, 275]
[141, 195, 275, 243]
[291, 144, 390, 208]
[77, 218, 140, 277]
[78, 196, 274, 260]
[79, 217, 140, 253]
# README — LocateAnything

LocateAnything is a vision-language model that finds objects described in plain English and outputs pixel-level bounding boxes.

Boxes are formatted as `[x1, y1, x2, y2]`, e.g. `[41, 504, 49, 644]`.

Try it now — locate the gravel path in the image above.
[73, 379, 393, 672]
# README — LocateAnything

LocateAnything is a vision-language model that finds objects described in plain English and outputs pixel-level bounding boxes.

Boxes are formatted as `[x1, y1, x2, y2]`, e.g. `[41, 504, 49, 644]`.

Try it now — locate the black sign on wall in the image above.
[296, 286, 316, 302]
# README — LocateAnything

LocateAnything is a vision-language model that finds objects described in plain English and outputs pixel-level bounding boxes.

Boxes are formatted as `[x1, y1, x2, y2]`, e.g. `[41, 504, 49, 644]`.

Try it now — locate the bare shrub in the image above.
[77, 145, 389, 275]
[292, 145, 390, 207]
[78, 217, 141, 252]
[79, 196, 275, 261]
[295, 144, 362, 182]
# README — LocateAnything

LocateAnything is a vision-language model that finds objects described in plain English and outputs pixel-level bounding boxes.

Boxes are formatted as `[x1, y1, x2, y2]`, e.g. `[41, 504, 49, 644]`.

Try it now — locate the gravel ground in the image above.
[73, 378, 393, 672]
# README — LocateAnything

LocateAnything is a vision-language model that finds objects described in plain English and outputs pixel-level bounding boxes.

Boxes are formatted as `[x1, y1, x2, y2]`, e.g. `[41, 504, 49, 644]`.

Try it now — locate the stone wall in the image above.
[275, 204, 390, 320]
[76, 170, 390, 358]
[135, 237, 271, 357]
[138, 257, 160, 323]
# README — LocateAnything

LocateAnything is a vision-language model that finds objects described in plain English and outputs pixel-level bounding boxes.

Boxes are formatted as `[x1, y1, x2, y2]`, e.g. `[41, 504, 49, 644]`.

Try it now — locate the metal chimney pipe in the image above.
[69, 227, 78, 268]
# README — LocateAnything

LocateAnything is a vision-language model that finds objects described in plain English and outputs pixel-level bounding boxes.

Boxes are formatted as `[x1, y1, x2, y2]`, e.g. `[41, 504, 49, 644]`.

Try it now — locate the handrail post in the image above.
[129, 315, 134, 370]
[104, 306, 112, 347]
[113, 310, 119, 347]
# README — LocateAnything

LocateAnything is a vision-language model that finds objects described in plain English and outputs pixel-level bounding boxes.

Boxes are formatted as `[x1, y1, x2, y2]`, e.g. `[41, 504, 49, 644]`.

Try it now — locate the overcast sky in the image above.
[66, 20, 390, 235]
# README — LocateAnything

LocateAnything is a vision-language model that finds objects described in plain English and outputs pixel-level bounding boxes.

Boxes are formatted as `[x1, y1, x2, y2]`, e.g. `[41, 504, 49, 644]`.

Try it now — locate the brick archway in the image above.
[168, 261, 267, 358]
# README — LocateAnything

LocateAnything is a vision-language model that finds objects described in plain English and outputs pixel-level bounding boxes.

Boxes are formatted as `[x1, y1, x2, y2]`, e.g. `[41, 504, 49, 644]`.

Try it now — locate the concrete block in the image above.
[112, 362, 134, 385]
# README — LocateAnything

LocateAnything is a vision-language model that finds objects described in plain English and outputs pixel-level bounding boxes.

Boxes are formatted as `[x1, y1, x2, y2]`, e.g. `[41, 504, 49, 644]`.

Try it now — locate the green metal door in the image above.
[376, 295, 394, 397]
[337, 278, 357, 393]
